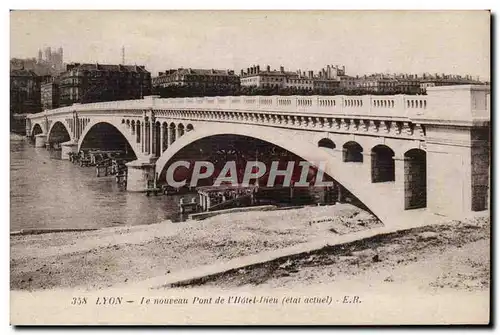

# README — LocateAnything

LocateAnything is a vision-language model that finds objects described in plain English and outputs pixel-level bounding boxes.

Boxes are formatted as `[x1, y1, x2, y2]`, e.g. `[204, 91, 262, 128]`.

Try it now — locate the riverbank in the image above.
[11, 203, 381, 290]
[180, 215, 490, 294]
[10, 206, 490, 325]
[10, 133, 26, 141]
[10, 201, 490, 297]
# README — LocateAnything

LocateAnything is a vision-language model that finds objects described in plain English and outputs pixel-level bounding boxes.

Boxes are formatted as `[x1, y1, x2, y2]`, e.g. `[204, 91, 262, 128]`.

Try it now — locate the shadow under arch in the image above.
[342, 141, 363, 163]
[154, 123, 402, 224]
[403, 148, 427, 210]
[371, 144, 395, 183]
[77, 121, 140, 159]
[31, 123, 43, 137]
[318, 138, 336, 149]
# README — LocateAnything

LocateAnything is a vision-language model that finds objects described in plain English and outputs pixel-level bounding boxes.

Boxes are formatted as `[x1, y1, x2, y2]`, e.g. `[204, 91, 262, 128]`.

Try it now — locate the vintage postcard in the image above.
[9, 10, 491, 325]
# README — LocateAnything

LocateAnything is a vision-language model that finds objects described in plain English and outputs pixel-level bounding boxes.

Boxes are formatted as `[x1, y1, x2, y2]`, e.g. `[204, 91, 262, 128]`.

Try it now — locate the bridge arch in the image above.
[47, 121, 71, 144]
[371, 145, 395, 183]
[77, 120, 142, 158]
[31, 123, 43, 137]
[154, 123, 406, 224]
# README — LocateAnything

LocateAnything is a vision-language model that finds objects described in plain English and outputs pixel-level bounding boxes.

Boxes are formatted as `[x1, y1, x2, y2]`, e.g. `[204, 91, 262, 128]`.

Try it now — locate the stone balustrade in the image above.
[30, 93, 429, 121]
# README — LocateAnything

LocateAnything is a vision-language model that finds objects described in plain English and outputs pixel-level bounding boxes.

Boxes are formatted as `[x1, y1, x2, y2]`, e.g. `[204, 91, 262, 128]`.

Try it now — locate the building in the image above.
[241, 65, 342, 91]
[353, 75, 399, 93]
[418, 73, 482, 93]
[153, 68, 240, 91]
[313, 68, 341, 91]
[337, 72, 484, 94]
[10, 68, 41, 133]
[241, 65, 292, 89]
[339, 76, 358, 91]
[393, 74, 422, 94]
[10, 68, 41, 115]
[286, 75, 314, 90]
[58, 63, 152, 107]
[40, 76, 60, 110]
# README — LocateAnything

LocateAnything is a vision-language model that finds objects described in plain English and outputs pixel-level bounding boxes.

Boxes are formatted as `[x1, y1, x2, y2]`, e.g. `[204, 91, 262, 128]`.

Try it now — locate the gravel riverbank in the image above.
[180, 215, 490, 294]
[11, 204, 381, 291]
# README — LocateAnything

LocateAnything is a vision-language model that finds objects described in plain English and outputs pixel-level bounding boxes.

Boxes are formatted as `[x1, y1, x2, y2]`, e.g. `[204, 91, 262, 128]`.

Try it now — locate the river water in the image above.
[10, 138, 185, 232]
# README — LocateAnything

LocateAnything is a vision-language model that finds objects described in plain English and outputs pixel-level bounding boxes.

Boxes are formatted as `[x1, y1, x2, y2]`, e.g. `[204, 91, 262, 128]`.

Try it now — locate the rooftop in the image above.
[65, 63, 149, 73]
[10, 68, 38, 77]
[158, 68, 236, 76]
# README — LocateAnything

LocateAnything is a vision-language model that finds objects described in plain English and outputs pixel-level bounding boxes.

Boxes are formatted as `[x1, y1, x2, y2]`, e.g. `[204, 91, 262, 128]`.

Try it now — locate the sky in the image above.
[10, 10, 491, 79]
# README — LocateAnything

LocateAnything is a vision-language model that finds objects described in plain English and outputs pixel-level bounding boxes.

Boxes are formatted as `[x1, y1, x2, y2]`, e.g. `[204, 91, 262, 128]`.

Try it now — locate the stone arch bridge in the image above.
[26, 85, 490, 227]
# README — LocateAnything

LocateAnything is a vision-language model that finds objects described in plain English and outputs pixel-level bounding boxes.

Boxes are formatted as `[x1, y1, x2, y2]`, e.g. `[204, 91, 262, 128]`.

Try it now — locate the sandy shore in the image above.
[183, 215, 490, 294]
[11, 204, 381, 291]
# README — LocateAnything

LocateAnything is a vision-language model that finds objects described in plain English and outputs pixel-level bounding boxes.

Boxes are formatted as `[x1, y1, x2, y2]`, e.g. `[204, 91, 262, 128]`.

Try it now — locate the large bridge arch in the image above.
[77, 120, 142, 158]
[155, 123, 404, 224]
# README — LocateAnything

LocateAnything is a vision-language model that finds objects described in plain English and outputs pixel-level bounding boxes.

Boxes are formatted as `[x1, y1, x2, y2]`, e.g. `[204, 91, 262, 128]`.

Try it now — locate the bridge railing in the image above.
[28, 94, 428, 121]
[150, 94, 428, 120]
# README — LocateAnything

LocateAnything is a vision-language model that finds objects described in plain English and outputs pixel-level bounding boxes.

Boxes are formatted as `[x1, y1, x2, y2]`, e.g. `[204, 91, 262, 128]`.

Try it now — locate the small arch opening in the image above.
[404, 149, 427, 209]
[371, 145, 395, 183]
[343, 141, 363, 163]
[318, 138, 336, 150]
[178, 123, 185, 138]
[161, 122, 168, 152]
[136, 120, 141, 143]
[154, 121, 161, 156]
[169, 122, 176, 144]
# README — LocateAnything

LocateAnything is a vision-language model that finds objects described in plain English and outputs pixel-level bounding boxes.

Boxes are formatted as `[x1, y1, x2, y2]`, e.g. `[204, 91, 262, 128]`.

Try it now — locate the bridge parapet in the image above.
[28, 93, 429, 121]
[153, 94, 428, 120]
[26, 86, 489, 151]
[27, 86, 490, 127]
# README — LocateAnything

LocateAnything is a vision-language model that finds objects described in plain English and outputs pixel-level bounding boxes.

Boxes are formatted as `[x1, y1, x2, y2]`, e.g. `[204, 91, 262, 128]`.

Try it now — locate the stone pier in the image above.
[60, 141, 78, 160]
[34, 134, 47, 148]
[125, 156, 157, 192]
